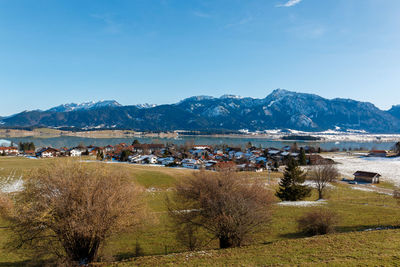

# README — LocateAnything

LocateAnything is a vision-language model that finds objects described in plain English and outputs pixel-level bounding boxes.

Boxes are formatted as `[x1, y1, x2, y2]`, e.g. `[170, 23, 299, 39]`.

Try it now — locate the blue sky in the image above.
[1, 0, 400, 116]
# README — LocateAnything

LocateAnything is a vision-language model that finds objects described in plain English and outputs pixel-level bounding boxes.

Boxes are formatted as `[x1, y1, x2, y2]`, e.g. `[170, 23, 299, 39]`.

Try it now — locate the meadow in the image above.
[1, 157, 400, 266]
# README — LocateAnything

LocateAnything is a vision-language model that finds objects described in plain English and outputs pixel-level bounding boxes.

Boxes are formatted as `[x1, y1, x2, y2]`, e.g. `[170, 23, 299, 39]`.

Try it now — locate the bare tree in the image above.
[167, 170, 274, 249]
[308, 163, 339, 200]
[0, 159, 147, 265]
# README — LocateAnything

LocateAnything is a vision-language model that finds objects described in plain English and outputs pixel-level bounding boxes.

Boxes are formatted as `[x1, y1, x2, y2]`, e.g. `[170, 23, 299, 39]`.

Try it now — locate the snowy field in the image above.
[277, 200, 327, 207]
[0, 169, 23, 193]
[327, 153, 400, 186]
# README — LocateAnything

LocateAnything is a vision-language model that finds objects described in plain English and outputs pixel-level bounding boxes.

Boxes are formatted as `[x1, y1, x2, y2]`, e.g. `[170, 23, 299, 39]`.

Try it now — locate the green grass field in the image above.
[1, 157, 400, 266]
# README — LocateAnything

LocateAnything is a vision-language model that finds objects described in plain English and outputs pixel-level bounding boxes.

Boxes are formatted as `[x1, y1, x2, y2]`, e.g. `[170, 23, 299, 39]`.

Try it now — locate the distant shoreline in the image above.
[1, 128, 400, 143]
[0, 128, 178, 139]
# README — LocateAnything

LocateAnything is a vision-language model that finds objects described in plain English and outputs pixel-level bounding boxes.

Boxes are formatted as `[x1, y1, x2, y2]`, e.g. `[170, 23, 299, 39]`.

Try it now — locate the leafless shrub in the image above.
[297, 209, 339, 236]
[308, 163, 339, 200]
[167, 170, 275, 249]
[0, 159, 147, 265]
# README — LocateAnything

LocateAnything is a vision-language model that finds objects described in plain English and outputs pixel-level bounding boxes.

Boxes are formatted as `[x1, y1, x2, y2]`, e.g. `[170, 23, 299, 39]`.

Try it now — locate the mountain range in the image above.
[2, 89, 400, 133]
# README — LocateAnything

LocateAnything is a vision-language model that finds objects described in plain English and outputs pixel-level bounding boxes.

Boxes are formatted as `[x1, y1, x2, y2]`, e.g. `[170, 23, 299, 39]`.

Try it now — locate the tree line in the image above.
[18, 142, 35, 152]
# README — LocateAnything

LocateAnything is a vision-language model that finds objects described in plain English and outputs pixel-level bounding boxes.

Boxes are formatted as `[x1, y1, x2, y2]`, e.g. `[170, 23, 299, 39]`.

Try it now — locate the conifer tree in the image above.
[276, 158, 311, 201]
[299, 147, 307, 165]
[132, 139, 140, 145]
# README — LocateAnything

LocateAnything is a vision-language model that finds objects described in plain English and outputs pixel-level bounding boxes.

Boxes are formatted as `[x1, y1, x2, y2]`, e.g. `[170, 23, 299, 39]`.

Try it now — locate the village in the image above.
[1, 141, 398, 184]
[0, 141, 329, 169]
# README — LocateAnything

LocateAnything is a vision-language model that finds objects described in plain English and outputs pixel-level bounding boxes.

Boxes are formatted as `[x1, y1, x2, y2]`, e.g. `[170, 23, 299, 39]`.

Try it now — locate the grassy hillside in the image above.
[1, 157, 400, 266]
[119, 229, 400, 266]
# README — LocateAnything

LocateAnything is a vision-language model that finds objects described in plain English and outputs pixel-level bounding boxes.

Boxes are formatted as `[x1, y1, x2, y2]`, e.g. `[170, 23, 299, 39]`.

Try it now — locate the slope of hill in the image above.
[388, 105, 400, 120]
[1, 89, 399, 133]
[122, 229, 400, 266]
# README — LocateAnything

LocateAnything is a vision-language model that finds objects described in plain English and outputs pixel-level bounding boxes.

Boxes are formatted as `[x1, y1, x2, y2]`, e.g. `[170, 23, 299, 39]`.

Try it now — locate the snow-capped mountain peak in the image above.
[47, 100, 121, 112]
[219, 94, 242, 99]
[135, 103, 157, 109]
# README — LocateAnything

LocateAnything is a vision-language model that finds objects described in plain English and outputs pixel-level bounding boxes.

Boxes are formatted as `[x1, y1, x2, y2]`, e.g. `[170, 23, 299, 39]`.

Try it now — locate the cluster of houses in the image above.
[1, 142, 334, 172]
[0, 146, 19, 156]
[0, 142, 385, 182]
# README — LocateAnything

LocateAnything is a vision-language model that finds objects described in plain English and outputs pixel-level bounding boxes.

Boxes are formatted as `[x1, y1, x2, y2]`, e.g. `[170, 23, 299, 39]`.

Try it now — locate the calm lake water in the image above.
[1, 135, 396, 151]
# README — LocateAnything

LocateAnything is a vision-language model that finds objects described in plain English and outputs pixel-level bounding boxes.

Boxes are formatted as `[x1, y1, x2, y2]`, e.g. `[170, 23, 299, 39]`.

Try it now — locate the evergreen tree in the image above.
[276, 158, 311, 201]
[299, 147, 307, 165]
[273, 161, 279, 169]
[132, 139, 140, 145]
[120, 150, 132, 161]
[96, 150, 104, 160]
[246, 141, 252, 149]
[18, 142, 35, 152]
[29, 142, 35, 151]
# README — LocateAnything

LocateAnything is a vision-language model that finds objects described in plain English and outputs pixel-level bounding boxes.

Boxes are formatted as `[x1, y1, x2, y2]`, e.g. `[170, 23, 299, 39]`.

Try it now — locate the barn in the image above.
[353, 171, 381, 184]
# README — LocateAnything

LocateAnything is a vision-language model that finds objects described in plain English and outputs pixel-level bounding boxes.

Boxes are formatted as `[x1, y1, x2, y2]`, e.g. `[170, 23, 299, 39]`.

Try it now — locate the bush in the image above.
[167, 170, 275, 249]
[1, 159, 148, 265]
[297, 209, 339, 236]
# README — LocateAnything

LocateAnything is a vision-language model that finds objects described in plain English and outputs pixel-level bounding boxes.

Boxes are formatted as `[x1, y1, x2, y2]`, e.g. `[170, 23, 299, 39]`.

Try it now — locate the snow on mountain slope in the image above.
[47, 100, 121, 112]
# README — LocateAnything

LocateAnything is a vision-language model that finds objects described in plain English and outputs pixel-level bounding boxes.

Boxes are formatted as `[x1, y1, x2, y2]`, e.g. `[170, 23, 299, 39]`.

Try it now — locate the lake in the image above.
[1, 135, 396, 151]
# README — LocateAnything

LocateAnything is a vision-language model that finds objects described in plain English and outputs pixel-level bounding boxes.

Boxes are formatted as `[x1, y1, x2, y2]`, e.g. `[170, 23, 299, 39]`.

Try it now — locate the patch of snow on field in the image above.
[350, 186, 393, 196]
[1, 177, 23, 193]
[329, 154, 400, 186]
[303, 180, 335, 189]
[351, 186, 375, 193]
[277, 200, 327, 207]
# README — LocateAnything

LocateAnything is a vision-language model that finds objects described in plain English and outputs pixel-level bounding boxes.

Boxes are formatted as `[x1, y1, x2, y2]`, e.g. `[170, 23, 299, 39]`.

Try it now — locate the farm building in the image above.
[368, 150, 388, 157]
[353, 171, 381, 183]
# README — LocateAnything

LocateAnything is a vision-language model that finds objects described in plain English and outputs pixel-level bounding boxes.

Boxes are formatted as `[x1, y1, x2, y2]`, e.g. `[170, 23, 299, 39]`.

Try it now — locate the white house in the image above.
[182, 158, 201, 169]
[0, 146, 18, 155]
[69, 148, 82, 157]
[36, 147, 59, 158]
[157, 157, 175, 165]
[268, 150, 281, 157]
[133, 155, 158, 164]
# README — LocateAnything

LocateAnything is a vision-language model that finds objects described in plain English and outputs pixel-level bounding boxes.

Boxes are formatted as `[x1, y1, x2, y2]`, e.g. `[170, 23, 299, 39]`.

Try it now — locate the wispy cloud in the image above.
[277, 0, 303, 7]
[193, 11, 212, 18]
[91, 13, 122, 34]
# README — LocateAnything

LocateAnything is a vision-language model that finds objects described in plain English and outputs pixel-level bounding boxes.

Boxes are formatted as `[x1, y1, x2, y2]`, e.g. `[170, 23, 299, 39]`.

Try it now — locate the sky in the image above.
[1, 0, 400, 116]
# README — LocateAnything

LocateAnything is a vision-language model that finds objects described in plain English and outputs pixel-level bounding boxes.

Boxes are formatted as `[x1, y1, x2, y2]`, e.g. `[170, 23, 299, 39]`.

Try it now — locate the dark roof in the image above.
[38, 147, 59, 153]
[131, 144, 165, 149]
[353, 171, 381, 178]
[369, 150, 387, 154]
